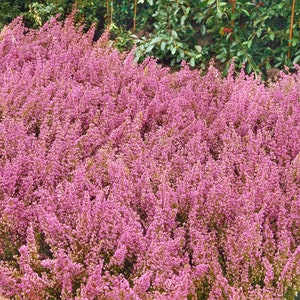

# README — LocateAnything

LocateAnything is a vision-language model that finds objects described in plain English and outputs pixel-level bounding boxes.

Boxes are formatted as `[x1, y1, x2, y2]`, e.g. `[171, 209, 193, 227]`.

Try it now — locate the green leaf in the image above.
[200, 25, 206, 35]
[185, 51, 194, 57]
[207, 0, 215, 5]
[190, 57, 195, 67]
[292, 39, 298, 47]
[195, 45, 202, 53]
[237, 50, 244, 57]
[241, 9, 250, 17]
[171, 30, 178, 39]
[216, 53, 227, 62]
[254, 19, 261, 27]
[256, 29, 262, 38]
[247, 40, 252, 48]
[246, 62, 252, 74]
[181, 15, 187, 25]
[146, 44, 154, 53]
[171, 46, 176, 55]
[206, 15, 214, 25]
[217, 8, 223, 18]
[160, 41, 166, 51]
[250, 11, 257, 20]
[179, 49, 185, 58]
[293, 55, 300, 64]
[269, 32, 275, 41]
[150, 36, 162, 45]
[231, 13, 238, 20]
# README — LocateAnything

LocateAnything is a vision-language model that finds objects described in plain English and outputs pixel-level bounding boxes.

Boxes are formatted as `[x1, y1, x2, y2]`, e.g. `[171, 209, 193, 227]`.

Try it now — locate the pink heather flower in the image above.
[262, 257, 274, 287]
[194, 264, 209, 277]
[109, 244, 127, 267]
[0, 11, 299, 299]
[133, 270, 153, 295]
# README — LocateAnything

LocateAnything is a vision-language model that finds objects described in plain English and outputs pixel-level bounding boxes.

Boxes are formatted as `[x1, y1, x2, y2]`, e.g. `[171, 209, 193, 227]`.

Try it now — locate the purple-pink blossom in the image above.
[0, 13, 299, 299]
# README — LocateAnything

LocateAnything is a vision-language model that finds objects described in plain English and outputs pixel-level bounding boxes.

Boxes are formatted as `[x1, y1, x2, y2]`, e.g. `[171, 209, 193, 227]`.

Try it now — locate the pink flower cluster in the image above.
[0, 14, 299, 299]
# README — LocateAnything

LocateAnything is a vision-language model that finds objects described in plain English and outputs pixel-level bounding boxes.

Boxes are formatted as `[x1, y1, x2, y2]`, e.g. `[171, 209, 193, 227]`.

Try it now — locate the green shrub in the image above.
[0, 0, 23, 29]
[0, 0, 299, 77]
[134, 0, 300, 76]
[134, 0, 208, 68]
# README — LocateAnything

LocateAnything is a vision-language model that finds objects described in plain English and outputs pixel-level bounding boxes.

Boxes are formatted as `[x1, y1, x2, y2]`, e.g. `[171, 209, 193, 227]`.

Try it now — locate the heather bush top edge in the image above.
[0, 15, 300, 300]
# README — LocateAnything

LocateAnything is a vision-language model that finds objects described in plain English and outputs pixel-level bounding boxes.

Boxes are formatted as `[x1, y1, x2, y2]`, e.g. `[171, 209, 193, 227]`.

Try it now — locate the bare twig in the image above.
[288, 0, 296, 60]
[133, 0, 137, 32]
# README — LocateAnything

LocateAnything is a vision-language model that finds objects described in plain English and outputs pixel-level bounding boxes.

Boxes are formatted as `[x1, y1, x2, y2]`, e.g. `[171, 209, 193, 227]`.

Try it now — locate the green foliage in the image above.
[0, 0, 299, 77]
[0, 0, 23, 29]
[111, 27, 135, 52]
[198, 0, 300, 75]
[25, 1, 65, 28]
[22, 0, 105, 29]
[134, 0, 300, 76]
[113, 0, 135, 29]
[136, 0, 155, 30]
[74, 0, 107, 29]
[134, 0, 209, 67]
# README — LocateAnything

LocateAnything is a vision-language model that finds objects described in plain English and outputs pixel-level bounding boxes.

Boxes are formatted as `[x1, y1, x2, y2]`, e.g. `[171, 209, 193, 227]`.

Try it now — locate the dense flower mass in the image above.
[0, 14, 300, 300]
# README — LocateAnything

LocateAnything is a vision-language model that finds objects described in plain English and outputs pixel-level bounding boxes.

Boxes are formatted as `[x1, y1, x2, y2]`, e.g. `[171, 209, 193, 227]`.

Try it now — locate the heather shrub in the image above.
[0, 15, 300, 299]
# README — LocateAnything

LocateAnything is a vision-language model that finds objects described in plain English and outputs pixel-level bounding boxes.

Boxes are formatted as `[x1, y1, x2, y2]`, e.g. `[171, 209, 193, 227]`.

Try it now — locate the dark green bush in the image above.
[134, 0, 300, 76]
[0, 0, 23, 29]
[0, 0, 299, 77]
[134, 0, 208, 68]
